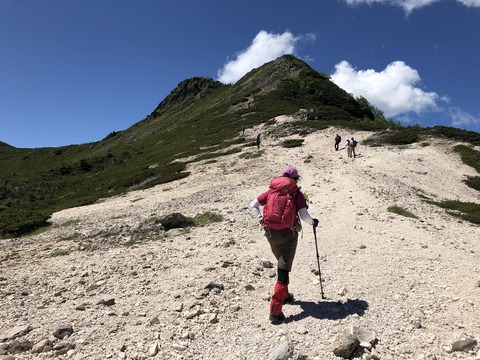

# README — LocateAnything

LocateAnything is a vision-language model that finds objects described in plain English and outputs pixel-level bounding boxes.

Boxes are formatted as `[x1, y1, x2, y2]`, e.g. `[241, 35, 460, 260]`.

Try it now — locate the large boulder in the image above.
[158, 213, 194, 229]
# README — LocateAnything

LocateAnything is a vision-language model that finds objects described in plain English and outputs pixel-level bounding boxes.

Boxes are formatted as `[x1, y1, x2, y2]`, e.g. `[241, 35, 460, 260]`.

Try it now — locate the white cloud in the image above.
[217, 30, 306, 84]
[330, 60, 438, 117]
[218, 30, 477, 129]
[342, 0, 480, 13]
[449, 107, 480, 127]
[457, 0, 480, 6]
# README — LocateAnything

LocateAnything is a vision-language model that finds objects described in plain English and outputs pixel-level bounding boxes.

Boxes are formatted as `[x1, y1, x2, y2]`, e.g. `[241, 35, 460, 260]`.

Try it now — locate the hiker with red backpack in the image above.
[250, 165, 319, 324]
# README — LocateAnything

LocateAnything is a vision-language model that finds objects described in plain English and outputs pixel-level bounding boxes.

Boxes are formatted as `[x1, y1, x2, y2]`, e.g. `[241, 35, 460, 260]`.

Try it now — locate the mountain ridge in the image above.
[0, 55, 479, 237]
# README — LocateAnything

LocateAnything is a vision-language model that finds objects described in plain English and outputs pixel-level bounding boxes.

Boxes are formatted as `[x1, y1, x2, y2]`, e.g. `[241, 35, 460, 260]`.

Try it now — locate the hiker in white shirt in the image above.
[345, 139, 352, 158]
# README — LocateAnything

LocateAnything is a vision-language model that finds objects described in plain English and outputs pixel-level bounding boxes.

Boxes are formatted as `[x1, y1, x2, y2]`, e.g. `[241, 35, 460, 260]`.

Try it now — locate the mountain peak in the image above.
[235, 54, 320, 90]
[151, 77, 225, 117]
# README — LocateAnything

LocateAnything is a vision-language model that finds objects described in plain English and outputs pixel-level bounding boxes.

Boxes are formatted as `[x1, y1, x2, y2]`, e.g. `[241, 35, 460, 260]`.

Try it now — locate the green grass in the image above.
[465, 176, 480, 191]
[59, 219, 81, 227]
[191, 211, 224, 226]
[418, 192, 480, 225]
[454, 145, 480, 172]
[369, 129, 480, 226]
[453, 145, 480, 192]
[454, 145, 480, 191]
[387, 205, 419, 219]
[416, 192, 431, 201]
[364, 125, 480, 147]
[424, 200, 480, 224]
[239, 150, 265, 159]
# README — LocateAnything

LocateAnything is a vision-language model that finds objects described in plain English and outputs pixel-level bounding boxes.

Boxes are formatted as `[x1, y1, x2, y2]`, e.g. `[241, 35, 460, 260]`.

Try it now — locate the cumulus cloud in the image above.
[330, 60, 438, 117]
[458, 0, 480, 6]
[342, 0, 480, 13]
[449, 107, 480, 127]
[217, 30, 315, 84]
[217, 29, 477, 130]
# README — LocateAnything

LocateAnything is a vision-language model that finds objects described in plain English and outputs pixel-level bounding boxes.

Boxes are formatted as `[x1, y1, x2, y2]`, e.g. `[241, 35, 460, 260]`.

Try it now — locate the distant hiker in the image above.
[242, 125, 246, 135]
[250, 165, 319, 325]
[334, 134, 341, 151]
[256, 133, 261, 149]
[350, 137, 358, 158]
[345, 139, 352, 158]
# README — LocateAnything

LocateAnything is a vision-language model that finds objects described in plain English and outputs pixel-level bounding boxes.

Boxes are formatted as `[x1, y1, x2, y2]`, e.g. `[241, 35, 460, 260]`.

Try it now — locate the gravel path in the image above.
[1, 125, 479, 359]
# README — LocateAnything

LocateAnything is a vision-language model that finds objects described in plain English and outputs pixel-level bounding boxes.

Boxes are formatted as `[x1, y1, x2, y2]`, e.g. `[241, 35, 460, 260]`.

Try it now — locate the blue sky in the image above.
[1, 0, 479, 148]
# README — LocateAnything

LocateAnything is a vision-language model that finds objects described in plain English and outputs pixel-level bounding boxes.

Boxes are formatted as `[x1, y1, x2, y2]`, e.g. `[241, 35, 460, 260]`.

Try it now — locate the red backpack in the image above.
[263, 177, 299, 230]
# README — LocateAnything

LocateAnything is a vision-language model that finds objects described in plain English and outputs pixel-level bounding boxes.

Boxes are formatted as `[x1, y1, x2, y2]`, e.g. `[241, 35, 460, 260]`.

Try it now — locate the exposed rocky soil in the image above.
[1, 125, 479, 360]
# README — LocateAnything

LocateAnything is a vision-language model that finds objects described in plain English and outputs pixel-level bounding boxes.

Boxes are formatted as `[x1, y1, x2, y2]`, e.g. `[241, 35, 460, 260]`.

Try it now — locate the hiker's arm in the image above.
[298, 207, 315, 225]
[250, 198, 263, 224]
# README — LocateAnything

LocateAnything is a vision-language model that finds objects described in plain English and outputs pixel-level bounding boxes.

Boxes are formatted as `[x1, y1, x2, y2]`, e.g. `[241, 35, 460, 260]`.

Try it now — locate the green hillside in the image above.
[1, 55, 478, 237]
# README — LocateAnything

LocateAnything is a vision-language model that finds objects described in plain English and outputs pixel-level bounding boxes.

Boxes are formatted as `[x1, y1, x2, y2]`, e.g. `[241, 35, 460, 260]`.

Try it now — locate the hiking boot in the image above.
[269, 313, 286, 325]
[284, 293, 295, 304]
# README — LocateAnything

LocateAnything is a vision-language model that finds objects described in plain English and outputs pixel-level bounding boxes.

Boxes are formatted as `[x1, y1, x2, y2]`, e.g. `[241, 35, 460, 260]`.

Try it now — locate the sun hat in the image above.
[281, 165, 299, 179]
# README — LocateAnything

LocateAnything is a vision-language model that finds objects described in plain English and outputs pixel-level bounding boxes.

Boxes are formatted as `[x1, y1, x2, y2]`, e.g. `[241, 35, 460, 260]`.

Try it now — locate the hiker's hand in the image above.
[313, 219, 319, 228]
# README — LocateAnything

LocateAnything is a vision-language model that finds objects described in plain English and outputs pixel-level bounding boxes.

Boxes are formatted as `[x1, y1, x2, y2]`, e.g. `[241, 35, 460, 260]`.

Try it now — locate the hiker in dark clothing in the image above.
[351, 137, 357, 158]
[250, 165, 319, 324]
[334, 134, 341, 151]
[256, 133, 261, 149]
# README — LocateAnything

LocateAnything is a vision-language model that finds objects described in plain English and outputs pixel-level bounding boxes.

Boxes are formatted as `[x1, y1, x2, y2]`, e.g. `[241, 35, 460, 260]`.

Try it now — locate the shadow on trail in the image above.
[285, 298, 369, 323]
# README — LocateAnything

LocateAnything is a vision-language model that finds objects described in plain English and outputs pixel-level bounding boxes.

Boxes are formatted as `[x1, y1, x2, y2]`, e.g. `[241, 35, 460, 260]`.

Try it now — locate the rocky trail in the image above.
[1, 126, 479, 359]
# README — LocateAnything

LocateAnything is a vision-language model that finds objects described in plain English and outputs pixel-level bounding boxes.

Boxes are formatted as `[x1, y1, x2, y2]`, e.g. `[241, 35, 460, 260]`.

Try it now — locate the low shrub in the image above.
[370, 126, 422, 146]
[192, 211, 224, 226]
[465, 176, 480, 191]
[239, 151, 264, 159]
[425, 200, 480, 224]
[282, 139, 304, 148]
[454, 145, 480, 173]
[387, 205, 418, 219]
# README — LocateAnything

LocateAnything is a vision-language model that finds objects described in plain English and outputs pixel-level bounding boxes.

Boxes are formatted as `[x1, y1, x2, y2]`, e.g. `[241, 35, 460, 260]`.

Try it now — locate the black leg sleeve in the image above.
[277, 267, 289, 285]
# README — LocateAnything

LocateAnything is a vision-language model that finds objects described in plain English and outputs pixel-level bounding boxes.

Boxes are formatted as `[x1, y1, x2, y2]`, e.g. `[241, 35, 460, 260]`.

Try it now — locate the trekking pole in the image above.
[313, 225, 326, 300]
